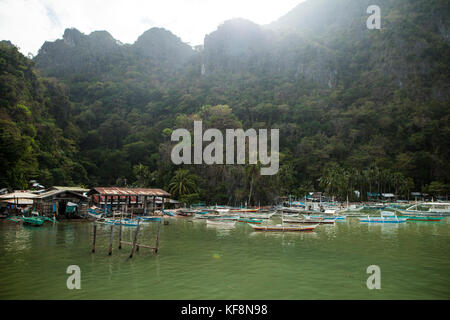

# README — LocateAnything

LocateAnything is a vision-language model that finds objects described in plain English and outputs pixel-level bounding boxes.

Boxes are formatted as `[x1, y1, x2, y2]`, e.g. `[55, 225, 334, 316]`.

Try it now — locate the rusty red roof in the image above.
[88, 187, 170, 197]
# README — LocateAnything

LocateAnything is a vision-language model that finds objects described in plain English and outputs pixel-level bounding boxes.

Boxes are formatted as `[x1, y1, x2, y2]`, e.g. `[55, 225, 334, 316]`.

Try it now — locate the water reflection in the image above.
[1, 217, 449, 300]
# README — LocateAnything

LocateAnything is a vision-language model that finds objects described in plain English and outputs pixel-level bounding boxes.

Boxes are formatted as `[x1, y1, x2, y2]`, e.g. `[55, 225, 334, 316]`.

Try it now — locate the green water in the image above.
[0, 217, 449, 300]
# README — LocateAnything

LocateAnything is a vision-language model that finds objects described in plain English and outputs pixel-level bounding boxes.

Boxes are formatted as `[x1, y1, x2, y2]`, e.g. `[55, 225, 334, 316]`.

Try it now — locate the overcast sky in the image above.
[0, 0, 304, 56]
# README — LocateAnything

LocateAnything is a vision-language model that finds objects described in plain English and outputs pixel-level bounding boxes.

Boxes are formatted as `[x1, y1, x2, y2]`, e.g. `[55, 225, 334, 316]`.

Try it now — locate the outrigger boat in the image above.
[308, 214, 346, 221]
[8, 215, 56, 226]
[104, 218, 139, 227]
[403, 216, 444, 222]
[206, 220, 236, 227]
[359, 211, 407, 223]
[283, 216, 336, 225]
[249, 223, 318, 232]
[392, 202, 450, 217]
[22, 217, 45, 226]
[162, 210, 175, 216]
[195, 212, 240, 220]
[238, 218, 263, 224]
[176, 209, 197, 217]
[238, 212, 276, 219]
[135, 216, 162, 222]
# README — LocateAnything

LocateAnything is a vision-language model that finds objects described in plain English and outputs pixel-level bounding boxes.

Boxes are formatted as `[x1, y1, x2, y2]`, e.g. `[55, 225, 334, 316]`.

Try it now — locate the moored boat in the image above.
[206, 220, 236, 227]
[393, 202, 450, 216]
[21, 216, 45, 226]
[248, 223, 318, 232]
[176, 209, 197, 217]
[238, 218, 263, 224]
[238, 212, 276, 219]
[104, 218, 139, 226]
[135, 216, 162, 222]
[404, 216, 444, 222]
[359, 212, 407, 223]
[283, 216, 335, 225]
[162, 210, 175, 216]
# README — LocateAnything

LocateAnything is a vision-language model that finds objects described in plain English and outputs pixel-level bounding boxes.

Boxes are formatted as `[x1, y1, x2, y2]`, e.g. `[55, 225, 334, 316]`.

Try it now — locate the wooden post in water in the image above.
[155, 220, 161, 254]
[129, 219, 141, 258]
[118, 217, 123, 249]
[108, 225, 113, 255]
[92, 224, 97, 253]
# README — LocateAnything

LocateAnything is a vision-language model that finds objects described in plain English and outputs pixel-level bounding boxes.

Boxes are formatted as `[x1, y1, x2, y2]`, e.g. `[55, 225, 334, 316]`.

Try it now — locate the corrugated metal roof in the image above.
[34, 189, 88, 200]
[50, 186, 89, 192]
[0, 192, 37, 199]
[88, 187, 170, 197]
[0, 199, 34, 205]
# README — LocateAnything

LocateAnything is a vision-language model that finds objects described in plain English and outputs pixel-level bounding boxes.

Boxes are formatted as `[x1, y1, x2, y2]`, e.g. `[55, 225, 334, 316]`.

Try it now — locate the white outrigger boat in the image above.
[206, 220, 236, 227]
[238, 212, 276, 219]
[359, 211, 407, 223]
[249, 223, 318, 232]
[392, 202, 450, 216]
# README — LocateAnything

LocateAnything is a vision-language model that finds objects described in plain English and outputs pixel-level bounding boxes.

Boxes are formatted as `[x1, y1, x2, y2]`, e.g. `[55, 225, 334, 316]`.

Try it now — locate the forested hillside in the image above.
[1, 0, 449, 204]
[0, 41, 87, 189]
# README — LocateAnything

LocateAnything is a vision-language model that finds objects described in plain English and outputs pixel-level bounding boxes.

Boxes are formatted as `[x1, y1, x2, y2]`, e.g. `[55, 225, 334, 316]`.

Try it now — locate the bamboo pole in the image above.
[129, 219, 141, 258]
[155, 220, 161, 254]
[118, 215, 123, 249]
[108, 225, 113, 255]
[92, 224, 97, 253]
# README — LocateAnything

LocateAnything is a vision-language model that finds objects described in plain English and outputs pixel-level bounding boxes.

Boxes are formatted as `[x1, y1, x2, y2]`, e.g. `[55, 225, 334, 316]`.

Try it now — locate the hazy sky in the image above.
[0, 0, 304, 55]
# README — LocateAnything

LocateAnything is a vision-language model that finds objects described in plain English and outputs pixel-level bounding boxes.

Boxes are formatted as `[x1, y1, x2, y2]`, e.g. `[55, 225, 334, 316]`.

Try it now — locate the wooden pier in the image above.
[91, 218, 162, 257]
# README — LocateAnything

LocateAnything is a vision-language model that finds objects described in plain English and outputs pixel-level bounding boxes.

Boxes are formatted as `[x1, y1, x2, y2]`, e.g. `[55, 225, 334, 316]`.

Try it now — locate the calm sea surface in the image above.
[0, 217, 449, 299]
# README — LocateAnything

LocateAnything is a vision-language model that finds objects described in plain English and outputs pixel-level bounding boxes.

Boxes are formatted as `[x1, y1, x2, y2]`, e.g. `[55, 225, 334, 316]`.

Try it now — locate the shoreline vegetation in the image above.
[1, 0, 449, 207]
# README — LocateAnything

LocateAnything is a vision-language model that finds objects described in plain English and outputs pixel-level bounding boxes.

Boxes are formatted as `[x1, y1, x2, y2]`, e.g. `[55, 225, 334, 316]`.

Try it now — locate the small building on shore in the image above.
[0, 191, 37, 215]
[87, 187, 171, 214]
[32, 189, 88, 218]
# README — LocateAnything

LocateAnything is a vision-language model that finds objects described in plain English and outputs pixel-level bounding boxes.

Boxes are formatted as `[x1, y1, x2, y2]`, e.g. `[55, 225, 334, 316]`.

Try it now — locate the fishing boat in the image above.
[21, 216, 45, 226]
[393, 202, 450, 216]
[403, 216, 444, 222]
[213, 205, 231, 213]
[283, 216, 336, 225]
[135, 216, 162, 222]
[238, 212, 276, 219]
[238, 218, 263, 224]
[7, 215, 55, 226]
[309, 214, 346, 221]
[195, 212, 240, 220]
[248, 223, 318, 232]
[104, 218, 139, 227]
[176, 209, 197, 217]
[359, 211, 407, 223]
[162, 210, 175, 216]
[206, 220, 236, 227]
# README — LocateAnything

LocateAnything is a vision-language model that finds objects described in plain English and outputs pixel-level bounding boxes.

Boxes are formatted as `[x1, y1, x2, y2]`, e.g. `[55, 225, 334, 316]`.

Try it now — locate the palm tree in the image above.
[168, 169, 199, 199]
